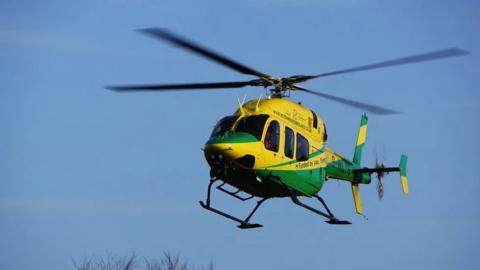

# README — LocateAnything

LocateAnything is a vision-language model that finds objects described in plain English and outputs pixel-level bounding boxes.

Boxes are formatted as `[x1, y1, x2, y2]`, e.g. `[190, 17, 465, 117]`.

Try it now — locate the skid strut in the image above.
[199, 178, 268, 229]
[216, 182, 254, 201]
[288, 190, 351, 225]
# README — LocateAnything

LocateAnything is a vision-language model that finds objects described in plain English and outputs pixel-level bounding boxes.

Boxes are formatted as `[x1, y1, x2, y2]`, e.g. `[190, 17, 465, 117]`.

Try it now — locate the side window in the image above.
[264, 120, 280, 152]
[296, 133, 309, 161]
[284, 127, 294, 158]
[323, 123, 328, 142]
[310, 110, 318, 129]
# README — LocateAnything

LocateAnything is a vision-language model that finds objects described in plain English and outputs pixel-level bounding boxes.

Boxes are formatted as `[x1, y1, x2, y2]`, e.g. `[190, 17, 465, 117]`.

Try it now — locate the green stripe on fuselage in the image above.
[262, 147, 325, 169]
[255, 167, 325, 196]
[255, 147, 326, 196]
[206, 132, 258, 144]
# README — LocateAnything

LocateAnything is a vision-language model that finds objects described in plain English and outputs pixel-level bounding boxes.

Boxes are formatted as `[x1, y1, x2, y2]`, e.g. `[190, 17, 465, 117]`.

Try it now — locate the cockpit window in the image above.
[211, 116, 238, 137]
[235, 114, 269, 141]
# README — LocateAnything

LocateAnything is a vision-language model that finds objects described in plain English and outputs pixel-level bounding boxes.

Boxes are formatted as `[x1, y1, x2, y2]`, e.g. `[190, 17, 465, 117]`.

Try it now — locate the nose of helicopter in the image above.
[204, 132, 259, 167]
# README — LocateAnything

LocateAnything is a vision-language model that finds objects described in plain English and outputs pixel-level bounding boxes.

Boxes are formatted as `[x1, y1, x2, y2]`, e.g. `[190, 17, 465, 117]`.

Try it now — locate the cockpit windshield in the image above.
[235, 114, 269, 140]
[210, 115, 238, 137]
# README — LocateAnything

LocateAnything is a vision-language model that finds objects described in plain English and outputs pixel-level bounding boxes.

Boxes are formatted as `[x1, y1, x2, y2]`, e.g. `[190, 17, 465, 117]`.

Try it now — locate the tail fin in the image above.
[351, 114, 368, 215]
[399, 154, 408, 194]
[353, 114, 368, 165]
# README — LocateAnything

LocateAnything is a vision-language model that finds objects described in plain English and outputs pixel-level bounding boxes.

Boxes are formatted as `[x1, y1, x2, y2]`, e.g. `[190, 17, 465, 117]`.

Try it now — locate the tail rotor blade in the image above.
[377, 174, 385, 200]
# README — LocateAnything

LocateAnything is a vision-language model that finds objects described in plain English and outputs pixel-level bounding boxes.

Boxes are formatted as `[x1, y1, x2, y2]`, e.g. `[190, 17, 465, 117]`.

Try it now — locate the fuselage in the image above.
[204, 97, 371, 198]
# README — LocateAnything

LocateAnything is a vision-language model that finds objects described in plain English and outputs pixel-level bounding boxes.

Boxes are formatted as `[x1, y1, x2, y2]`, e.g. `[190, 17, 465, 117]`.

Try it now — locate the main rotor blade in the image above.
[292, 47, 469, 83]
[106, 80, 259, 92]
[294, 86, 401, 115]
[138, 28, 271, 79]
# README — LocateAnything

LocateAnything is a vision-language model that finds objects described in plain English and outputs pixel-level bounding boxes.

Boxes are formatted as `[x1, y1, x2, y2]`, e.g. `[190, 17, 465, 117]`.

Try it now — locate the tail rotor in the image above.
[364, 148, 408, 200]
[376, 165, 385, 200]
[374, 146, 387, 199]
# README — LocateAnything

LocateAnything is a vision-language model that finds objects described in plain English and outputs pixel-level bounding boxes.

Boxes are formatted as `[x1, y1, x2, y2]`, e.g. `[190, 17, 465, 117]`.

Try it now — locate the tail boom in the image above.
[325, 113, 408, 216]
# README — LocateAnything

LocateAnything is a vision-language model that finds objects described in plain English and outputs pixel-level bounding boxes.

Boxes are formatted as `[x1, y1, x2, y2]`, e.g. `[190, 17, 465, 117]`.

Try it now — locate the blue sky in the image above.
[1, 1, 479, 269]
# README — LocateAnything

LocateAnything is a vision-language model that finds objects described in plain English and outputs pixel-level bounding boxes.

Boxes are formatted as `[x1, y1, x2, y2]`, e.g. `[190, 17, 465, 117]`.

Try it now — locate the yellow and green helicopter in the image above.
[108, 28, 468, 229]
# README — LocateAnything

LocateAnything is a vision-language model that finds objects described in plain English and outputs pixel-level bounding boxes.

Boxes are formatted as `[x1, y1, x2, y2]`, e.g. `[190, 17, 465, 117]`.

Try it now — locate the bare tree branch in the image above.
[72, 252, 212, 270]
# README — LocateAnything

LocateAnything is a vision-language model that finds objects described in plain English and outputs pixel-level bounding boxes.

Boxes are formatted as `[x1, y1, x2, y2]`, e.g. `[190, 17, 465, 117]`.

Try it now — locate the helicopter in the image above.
[107, 28, 468, 229]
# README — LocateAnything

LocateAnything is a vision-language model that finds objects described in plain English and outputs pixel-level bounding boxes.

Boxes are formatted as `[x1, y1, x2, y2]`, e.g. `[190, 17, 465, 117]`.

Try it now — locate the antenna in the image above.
[236, 96, 245, 115]
[255, 94, 262, 112]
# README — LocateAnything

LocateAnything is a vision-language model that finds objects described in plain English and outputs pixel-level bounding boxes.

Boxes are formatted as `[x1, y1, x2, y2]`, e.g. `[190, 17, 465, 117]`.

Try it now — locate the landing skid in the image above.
[326, 219, 351, 225]
[288, 191, 351, 225]
[199, 178, 268, 229]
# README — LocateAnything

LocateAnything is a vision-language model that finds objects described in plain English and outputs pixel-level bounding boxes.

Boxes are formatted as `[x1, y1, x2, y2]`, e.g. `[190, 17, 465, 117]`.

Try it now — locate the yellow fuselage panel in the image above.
[238, 98, 324, 140]
[206, 98, 350, 172]
[231, 98, 326, 169]
[204, 97, 367, 197]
